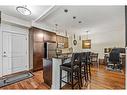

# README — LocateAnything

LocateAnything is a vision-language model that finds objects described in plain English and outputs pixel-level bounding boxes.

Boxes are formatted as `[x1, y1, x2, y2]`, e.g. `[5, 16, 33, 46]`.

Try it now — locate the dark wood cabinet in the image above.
[44, 31, 56, 42]
[29, 27, 56, 71]
[29, 27, 68, 72]
[33, 43, 44, 71]
[33, 28, 44, 42]
[43, 59, 52, 87]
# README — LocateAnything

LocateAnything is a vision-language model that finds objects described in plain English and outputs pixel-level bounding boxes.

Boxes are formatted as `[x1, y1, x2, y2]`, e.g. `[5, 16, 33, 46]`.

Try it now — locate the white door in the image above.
[11, 33, 27, 73]
[2, 32, 12, 76]
[0, 28, 2, 77]
[2, 32, 28, 76]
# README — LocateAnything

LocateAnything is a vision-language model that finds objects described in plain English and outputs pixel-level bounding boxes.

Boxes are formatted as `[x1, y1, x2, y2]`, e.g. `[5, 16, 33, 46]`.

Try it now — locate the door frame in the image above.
[125, 6, 127, 89]
[0, 25, 2, 77]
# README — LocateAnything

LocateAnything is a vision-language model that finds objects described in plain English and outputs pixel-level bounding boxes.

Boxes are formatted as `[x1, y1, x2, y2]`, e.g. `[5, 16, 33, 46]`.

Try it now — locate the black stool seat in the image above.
[62, 63, 71, 67]
[61, 63, 80, 72]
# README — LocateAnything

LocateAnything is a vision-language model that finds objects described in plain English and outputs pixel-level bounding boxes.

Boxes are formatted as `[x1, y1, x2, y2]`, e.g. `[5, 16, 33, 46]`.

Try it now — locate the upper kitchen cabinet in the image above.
[30, 27, 56, 43]
[56, 35, 68, 48]
[63, 37, 68, 48]
[56, 35, 64, 43]
[33, 28, 44, 42]
[44, 31, 56, 42]
[56, 35, 62, 43]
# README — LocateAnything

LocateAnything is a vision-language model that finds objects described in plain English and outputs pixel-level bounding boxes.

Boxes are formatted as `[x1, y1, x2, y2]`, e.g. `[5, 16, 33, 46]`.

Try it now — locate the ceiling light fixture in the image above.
[73, 16, 76, 19]
[16, 5, 31, 16]
[79, 21, 82, 23]
[64, 9, 68, 13]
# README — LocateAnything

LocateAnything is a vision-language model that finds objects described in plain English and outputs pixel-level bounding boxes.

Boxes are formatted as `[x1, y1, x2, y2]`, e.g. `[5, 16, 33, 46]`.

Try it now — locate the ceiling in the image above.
[0, 5, 51, 21]
[0, 6, 125, 35]
[40, 6, 125, 35]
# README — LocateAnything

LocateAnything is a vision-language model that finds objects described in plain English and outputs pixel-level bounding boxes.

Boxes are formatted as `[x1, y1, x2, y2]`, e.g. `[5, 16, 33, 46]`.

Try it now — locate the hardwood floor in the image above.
[0, 65, 125, 90]
[62, 65, 125, 89]
[87, 66, 125, 89]
[84, 65, 125, 89]
[0, 71, 50, 89]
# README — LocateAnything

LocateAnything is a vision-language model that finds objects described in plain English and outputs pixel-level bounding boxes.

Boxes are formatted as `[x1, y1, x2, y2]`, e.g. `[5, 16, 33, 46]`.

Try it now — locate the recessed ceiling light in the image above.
[79, 21, 82, 23]
[73, 16, 76, 19]
[55, 24, 58, 26]
[64, 9, 68, 13]
[16, 5, 31, 16]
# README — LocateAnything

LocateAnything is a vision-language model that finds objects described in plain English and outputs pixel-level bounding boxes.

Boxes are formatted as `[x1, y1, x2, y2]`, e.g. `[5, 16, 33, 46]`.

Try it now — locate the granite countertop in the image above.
[43, 56, 71, 64]
[53, 56, 71, 59]
[53, 56, 71, 64]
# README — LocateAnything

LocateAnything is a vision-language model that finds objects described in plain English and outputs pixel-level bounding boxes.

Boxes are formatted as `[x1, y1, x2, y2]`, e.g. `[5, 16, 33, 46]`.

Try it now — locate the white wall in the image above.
[1, 13, 31, 28]
[68, 35, 82, 52]
[68, 15, 125, 59]
[0, 23, 2, 77]
[29, 30, 33, 70]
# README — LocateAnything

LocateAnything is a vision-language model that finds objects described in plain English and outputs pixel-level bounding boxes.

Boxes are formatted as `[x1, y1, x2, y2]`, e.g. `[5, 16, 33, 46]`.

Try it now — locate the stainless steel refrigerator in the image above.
[44, 42, 57, 59]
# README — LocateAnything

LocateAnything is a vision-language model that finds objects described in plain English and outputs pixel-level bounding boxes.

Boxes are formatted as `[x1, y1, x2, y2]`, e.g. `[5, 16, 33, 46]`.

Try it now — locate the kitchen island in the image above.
[43, 57, 69, 89]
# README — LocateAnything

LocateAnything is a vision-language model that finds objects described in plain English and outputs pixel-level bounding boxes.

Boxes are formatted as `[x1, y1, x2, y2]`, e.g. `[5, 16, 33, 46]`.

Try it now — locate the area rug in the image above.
[0, 72, 33, 88]
[106, 66, 122, 72]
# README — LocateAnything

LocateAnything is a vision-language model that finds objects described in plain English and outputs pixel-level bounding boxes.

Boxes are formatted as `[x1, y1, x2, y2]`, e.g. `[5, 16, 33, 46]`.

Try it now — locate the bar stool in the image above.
[91, 52, 98, 67]
[87, 52, 91, 80]
[79, 52, 87, 87]
[81, 52, 91, 85]
[60, 53, 81, 89]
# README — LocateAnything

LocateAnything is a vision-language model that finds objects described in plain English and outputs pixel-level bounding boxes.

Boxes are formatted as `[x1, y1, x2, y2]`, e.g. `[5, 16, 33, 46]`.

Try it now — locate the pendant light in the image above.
[82, 31, 91, 49]
[79, 35, 81, 40]
[65, 30, 68, 37]
[55, 24, 58, 34]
